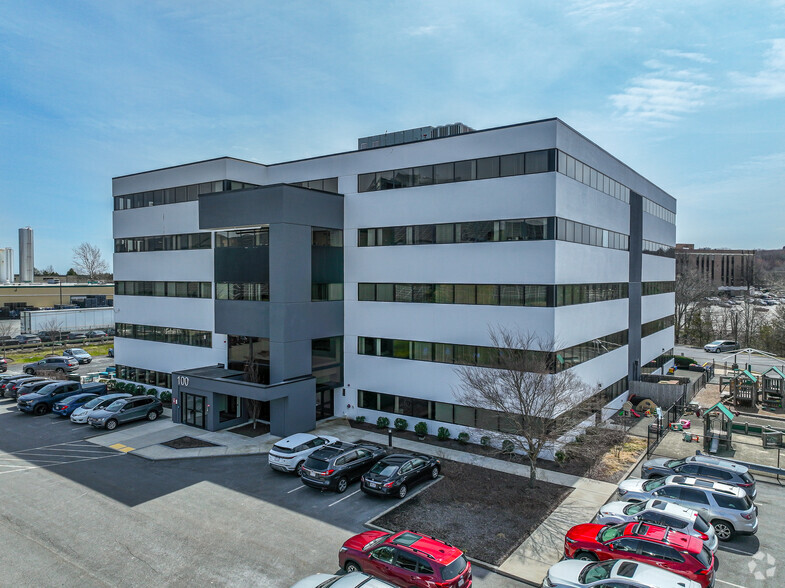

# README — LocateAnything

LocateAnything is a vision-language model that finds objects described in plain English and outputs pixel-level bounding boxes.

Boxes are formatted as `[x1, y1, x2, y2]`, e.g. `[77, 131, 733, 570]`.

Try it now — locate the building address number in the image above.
[177, 376, 190, 387]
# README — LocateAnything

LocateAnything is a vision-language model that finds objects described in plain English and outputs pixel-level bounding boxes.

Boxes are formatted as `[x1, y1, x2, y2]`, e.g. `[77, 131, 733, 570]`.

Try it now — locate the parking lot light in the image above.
[388, 428, 393, 447]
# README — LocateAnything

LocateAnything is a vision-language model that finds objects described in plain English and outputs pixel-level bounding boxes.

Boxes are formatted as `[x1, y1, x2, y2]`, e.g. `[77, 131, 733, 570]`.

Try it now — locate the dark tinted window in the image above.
[396, 550, 419, 571]
[680, 488, 710, 505]
[696, 546, 712, 568]
[440, 555, 467, 580]
[304, 457, 329, 471]
[610, 538, 638, 553]
[713, 493, 750, 510]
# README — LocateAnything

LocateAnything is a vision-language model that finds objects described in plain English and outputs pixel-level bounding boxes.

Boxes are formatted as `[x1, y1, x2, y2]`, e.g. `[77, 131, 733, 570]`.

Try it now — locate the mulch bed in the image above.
[371, 461, 572, 566]
[350, 420, 619, 481]
[229, 422, 271, 437]
[161, 436, 219, 449]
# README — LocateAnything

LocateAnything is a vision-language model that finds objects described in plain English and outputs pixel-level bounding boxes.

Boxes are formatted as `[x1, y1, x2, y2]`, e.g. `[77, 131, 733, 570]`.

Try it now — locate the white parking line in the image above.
[329, 489, 361, 507]
[21, 447, 111, 454]
[0, 453, 122, 475]
[719, 546, 754, 555]
[287, 485, 305, 494]
[716, 580, 748, 588]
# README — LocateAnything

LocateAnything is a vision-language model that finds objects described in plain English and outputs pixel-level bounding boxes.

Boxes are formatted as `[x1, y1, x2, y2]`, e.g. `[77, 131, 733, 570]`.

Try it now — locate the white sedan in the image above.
[543, 559, 701, 588]
[268, 432, 339, 475]
[291, 572, 394, 588]
[70, 393, 131, 423]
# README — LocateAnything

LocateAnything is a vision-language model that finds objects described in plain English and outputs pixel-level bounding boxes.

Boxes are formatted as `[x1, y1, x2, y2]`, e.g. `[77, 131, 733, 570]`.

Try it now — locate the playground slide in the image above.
[630, 409, 641, 418]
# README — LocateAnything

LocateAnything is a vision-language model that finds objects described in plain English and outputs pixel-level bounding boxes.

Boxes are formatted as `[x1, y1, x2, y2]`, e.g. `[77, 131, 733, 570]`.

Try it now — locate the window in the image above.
[396, 551, 419, 572]
[680, 488, 710, 505]
[609, 539, 639, 553]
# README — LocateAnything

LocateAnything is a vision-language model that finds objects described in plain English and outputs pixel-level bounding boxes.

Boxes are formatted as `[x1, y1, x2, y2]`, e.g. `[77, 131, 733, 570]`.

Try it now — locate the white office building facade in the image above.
[112, 118, 675, 437]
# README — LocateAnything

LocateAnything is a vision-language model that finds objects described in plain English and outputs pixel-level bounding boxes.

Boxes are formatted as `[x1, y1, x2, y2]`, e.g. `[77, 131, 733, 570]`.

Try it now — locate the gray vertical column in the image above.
[628, 192, 643, 382]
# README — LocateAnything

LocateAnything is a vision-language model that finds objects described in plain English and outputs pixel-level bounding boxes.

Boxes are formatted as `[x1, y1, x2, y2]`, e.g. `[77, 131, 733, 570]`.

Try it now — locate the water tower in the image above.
[0, 248, 13, 283]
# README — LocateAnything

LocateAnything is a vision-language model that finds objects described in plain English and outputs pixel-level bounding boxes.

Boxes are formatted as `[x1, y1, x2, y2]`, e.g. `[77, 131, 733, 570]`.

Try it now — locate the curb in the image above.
[128, 448, 268, 461]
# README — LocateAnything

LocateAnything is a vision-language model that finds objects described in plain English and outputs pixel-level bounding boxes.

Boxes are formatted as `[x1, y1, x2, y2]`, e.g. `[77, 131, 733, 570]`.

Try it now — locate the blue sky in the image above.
[1, 1, 784, 272]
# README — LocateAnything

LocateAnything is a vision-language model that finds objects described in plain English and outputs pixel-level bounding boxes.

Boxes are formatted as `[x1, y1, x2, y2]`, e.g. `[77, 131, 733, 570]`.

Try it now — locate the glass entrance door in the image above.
[184, 393, 206, 429]
[315, 387, 334, 421]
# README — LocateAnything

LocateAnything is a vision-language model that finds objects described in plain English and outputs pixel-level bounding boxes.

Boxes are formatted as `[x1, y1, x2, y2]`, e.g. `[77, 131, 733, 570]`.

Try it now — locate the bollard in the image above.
[388, 428, 393, 447]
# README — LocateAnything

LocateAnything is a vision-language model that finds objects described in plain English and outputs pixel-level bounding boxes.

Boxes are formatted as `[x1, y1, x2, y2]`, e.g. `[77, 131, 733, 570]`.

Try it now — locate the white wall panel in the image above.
[642, 255, 676, 282]
[553, 299, 629, 348]
[554, 242, 629, 283]
[641, 328, 675, 364]
[113, 203, 202, 238]
[555, 175, 630, 235]
[114, 338, 226, 375]
[641, 293, 675, 323]
[115, 295, 214, 331]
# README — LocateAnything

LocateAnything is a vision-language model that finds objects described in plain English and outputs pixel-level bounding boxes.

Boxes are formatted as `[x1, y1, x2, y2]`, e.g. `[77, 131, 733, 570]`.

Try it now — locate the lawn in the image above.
[1, 342, 113, 364]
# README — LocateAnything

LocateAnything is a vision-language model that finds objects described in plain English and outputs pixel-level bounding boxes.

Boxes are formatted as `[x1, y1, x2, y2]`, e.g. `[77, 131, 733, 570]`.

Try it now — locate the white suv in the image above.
[268, 433, 339, 476]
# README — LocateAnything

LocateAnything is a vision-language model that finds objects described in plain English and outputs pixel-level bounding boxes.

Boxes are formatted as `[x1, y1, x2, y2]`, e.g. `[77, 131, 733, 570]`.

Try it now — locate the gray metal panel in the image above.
[215, 300, 270, 337]
[628, 191, 643, 381]
[199, 185, 343, 230]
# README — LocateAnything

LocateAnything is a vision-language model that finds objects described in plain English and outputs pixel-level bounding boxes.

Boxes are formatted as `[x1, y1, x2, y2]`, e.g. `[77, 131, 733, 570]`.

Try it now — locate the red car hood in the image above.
[566, 523, 605, 543]
[342, 530, 389, 552]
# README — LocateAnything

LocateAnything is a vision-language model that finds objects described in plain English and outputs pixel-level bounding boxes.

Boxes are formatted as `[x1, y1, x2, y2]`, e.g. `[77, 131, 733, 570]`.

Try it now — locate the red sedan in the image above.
[564, 522, 715, 588]
[339, 530, 471, 588]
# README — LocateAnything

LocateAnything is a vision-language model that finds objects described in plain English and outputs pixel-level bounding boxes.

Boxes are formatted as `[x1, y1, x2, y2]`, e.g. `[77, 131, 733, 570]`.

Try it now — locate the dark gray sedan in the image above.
[88, 396, 163, 430]
[641, 454, 756, 499]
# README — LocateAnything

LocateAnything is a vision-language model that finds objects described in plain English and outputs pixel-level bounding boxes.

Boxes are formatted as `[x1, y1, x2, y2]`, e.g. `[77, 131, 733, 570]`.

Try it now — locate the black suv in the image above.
[300, 441, 387, 493]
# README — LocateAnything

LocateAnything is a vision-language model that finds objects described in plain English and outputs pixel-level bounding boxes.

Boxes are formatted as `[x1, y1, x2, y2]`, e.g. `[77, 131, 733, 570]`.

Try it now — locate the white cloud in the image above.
[730, 38, 785, 99]
[407, 25, 439, 37]
[610, 59, 712, 125]
[660, 49, 713, 64]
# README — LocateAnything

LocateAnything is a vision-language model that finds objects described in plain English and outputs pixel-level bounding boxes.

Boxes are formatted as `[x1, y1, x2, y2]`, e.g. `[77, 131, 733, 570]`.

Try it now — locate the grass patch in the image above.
[1, 342, 113, 364]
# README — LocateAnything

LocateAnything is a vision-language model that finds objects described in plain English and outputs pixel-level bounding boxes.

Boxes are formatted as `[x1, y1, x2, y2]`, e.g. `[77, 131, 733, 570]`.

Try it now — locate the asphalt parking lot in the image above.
[626, 458, 782, 588]
[0, 397, 518, 587]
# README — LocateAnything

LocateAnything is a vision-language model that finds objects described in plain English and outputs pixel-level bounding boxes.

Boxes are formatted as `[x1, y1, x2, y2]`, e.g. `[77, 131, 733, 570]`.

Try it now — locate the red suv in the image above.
[564, 522, 714, 588]
[339, 530, 472, 588]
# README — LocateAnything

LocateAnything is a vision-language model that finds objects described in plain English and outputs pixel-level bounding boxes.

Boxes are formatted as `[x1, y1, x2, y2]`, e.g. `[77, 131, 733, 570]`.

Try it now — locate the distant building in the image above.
[18, 227, 34, 283]
[0, 248, 13, 284]
[676, 244, 754, 288]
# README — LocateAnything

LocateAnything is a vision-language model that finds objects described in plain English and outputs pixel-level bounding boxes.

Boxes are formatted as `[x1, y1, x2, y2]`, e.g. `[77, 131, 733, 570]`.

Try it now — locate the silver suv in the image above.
[617, 475, 757, 541]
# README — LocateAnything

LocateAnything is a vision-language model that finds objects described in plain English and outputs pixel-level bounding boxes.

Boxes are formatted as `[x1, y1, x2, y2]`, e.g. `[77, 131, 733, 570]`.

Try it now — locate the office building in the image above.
[676, 244, 754, 289]
[112, 118, 676, 437]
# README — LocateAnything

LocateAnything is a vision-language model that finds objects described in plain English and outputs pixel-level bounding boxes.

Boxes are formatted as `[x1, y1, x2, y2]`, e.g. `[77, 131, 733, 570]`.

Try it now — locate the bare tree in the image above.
[72, 243, 109, 280]
[39, 318, 63, 348]
[0, 321, 13, 359]
[455, 327, 592, 488]
[675, 268, 714, 344]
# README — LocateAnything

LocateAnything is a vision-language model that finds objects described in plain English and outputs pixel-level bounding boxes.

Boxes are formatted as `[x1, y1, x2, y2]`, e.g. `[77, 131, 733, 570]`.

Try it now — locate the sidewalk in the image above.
[86, 416, 619, 585]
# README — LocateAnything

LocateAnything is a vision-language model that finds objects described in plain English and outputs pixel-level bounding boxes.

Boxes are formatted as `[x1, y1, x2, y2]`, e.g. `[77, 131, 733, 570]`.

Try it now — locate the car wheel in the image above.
[336, 477, 348, 493]
[712, 520, 735, 541]
[397, 484, 408, 499]
[295, 461, 305, 477]
[55, 368, 65, 373]
[344, 561, 362, 573]
[430, 466, 440, 479]
[575, 551, 598, 561]
[25, 368, 34, 374]
[105, 419, 118, 431]
[147, 411, 158, 421]
[34, 404, 48, 416]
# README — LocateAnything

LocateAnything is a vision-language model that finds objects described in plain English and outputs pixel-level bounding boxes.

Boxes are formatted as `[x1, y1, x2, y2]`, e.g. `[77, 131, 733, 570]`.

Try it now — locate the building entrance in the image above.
[316, 388, 334, 420]
[183, 393, 207, 429]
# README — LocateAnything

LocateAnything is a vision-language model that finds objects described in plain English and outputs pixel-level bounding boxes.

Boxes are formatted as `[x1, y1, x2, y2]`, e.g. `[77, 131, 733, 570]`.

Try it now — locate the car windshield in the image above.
[666, 458, 686, 468]
[709, 340, 723, 345]
[742, 472, 755, 484]
[369, 462, 399, 477]
[599, 525, 625, 542]
[83, 397, 105, 409]
[303, 456, 329, 471]
[271, 444, 295, 454]
[104, 400, 125, 412]
[70, 349, 86, 354]
[623, 502, 647, 515]
[440, 555, 467, 580]
[36, 383, 60, 395]
[643, 478, 667, 491]
[696, 546, 712, 568]
[578, 560, 615, 583]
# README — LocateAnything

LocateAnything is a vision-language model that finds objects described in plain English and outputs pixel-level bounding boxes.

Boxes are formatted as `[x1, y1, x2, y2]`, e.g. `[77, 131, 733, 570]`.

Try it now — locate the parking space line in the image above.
[287, 485, 305, 494]
[21, 446, 111, 453]
[0, 458, 63, 464]
[0, 453, 122, 475]
[718, 546, 754, 556]
[328, 489, 361, 507]
[716, 580, 748, 588]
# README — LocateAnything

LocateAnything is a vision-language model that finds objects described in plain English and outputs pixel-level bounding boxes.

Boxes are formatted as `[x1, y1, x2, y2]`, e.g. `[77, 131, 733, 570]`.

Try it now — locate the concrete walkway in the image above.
[86, 416, 619, 585]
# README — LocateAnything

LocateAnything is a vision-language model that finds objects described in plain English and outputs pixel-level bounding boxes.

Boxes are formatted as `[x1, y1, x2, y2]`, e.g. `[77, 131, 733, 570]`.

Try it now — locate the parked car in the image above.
[67, 332, 87, 341]
[703, 340, 739, 353]
[0, 357, 6, 373]
[542, 558, 702, 588]
[88, 395, 163, 430]
[18, 381, 107, 416]
[52, 393, 102, 417]
[290, 572, 395, 588]
[1, 374, 41, 395]
[301, 441, 387, 493]
[85, 330, 108, 338]
[563, 522, 714, 588]
[360, 453, 440, 499]
[641, 454, 756, 499]
[108, 347, 114, 358]
[62, 348, 92, 364]
[23, 356, 79, 375]
[339, 530, 472, 588]
[38, 331, 63, 342]
[268, 432, 339, 475]
[70, 393, 132, 423]
[5, 377, 53, 399]
[12, 334, 42, 345]
[616, 475, 758, 540]
[595, 498, 718, 553]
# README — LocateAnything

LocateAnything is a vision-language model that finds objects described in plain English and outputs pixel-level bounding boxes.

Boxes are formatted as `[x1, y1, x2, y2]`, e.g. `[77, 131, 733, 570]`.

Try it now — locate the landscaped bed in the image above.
[350, 420, 645, 484]
[371, 460, 572, 566]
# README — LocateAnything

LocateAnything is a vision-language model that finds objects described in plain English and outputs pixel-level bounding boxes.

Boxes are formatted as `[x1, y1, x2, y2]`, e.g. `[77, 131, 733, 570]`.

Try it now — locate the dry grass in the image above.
[587, 437, 647, 483]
